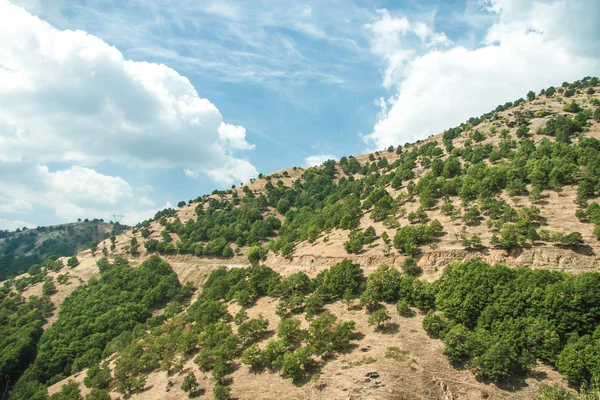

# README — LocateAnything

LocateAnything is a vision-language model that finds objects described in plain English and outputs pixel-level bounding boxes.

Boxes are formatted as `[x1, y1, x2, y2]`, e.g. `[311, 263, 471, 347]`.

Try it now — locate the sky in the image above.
[0, 0, 599, 230]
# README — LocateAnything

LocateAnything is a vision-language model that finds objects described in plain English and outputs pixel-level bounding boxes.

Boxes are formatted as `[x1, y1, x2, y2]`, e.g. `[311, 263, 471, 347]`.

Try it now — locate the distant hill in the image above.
[0, 220, 126, 280]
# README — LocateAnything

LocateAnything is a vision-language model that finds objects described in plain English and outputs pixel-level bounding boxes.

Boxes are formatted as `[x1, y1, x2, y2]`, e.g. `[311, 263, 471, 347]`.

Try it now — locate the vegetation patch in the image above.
[385, 347, 410, 362]
[341, 356, 377, 370]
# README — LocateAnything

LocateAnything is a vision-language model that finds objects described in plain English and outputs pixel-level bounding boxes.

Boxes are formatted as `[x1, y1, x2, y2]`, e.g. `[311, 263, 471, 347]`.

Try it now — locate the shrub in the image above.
[401, 256, 422, 277]
[395, 299, 415, 317]
[67, 256, 79, 268]
[368, 308, 391, 330]
[422, 311, 450, 339]
[181, 371, 199, 395]
[213, 384, 231, 400]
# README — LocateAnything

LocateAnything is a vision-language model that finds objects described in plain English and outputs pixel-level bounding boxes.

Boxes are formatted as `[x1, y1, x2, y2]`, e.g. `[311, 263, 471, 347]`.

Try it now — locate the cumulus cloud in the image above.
[366, 9, 451, 89]
[305, 154, 336, 167]
[38, 166, 134, 206]
[0, 217, 35, 231]
[218, 122, 256, 151]
[0, 1, 260, 228]
[0, 198, 32, 213]
[202, 158, 258, 186]
[363, 0, 600, 149]
[0, 163, 144, 228]
[0, 1, 256, 182]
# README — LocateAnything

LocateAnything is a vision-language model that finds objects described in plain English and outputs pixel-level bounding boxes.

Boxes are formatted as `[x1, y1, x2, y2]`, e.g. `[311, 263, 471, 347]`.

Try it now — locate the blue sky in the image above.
[1, 0, 599, 229]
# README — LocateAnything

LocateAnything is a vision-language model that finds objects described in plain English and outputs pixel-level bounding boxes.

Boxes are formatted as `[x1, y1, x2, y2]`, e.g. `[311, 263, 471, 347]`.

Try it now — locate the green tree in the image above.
[442, 324, 470, 363]
[49, 380, 81, 400]
[67, 256, 79, 268]
[247, 245, 263, 265]
[84, 362, 111, 389]
[277, 317, 302, 348]
[238, 315, 269, 345]
[181, 371, 199, 395]
[396, 299, 415, 317]
[276, 198, 291, 215]
[85, 388, 112, 400]
[368, 308, 391, 330]
[322, 259, 364, 298]
[213, 384, 231, 400]
[401, 256, 422, 277]
[422, 311, 450, 339]
[241, 343, 264, 370]
[89, 241, 98, 256]
[42, 279, 57, 296]
[282, 347, 312, 381]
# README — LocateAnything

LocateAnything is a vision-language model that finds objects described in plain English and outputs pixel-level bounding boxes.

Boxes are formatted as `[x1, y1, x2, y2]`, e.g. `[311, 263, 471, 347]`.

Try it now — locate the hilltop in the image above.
[2, 77, 600, 400]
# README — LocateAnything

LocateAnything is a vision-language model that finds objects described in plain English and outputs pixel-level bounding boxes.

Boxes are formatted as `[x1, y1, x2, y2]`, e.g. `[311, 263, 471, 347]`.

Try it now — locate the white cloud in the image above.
[121, 202, 173, 226]
[218, 122, 255, 151]
[184, 168, 198, 178]
[363, 0, 600, 149]
[0, 1, 256, 184]
[0, 198, 32, 213]
[0, 163, 153, 228]
[366, 9, 451, 89]
[201, 158, 258, 186]
[38, 166, 134, 205]
[138, 196, 155, 208]
[0, 217, 36, 231]
[305, 154, 336, 167]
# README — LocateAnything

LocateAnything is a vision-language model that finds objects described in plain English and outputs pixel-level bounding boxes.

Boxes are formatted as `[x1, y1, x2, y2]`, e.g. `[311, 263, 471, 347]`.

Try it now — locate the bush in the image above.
[67, 256, 79, 268]
[322, 260, 364, 299]
[516, 125, 530, 138]
[41, 279, 57, 296]
[395, 299, 415, 317]
[277, 318, 302, 348]
[241, 343, 264, 370]
[213, 384, 231, 400]
[562, 101, 581, 113]
[238, 315, 269, 345]
[181, 371, 199, 394]
[282, 347, 312, 381]
[85, 388, 112, 400]
[84, 362, 111, 389]
[401, 256, 422, 277]
[440, 203, 454, 215]
[363, 265, 402, 303]
[442, 324, 470, 363]
[368, 308, 391, 330]
[304, 293, 324, 319]
[422, 311, 450, 339]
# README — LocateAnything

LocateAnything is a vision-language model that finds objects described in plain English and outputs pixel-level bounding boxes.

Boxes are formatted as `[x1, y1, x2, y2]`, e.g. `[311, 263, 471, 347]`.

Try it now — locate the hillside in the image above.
[2, 77, 600, 400]
[122, 76, 600, 271]
[0, 220, 126, 281]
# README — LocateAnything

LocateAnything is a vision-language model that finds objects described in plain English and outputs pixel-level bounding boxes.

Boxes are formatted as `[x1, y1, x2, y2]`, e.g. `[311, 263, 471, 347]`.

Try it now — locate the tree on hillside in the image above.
[89, 241, 98, 256]
[368, 308, 391, 330]
[181, 371, 199, 396]
[67, 256, 79, 268]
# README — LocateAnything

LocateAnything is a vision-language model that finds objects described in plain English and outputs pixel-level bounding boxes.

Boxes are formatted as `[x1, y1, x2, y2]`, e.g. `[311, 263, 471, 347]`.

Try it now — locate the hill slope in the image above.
[0, 220, 125, 281]
[122, 76, 600, 271]
[3, 77, 600, 400]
